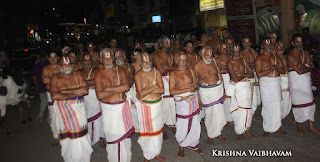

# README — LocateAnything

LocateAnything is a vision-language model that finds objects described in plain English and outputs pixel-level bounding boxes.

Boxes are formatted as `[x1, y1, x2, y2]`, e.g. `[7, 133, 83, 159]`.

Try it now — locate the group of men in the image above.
[36, 30, 319, 162]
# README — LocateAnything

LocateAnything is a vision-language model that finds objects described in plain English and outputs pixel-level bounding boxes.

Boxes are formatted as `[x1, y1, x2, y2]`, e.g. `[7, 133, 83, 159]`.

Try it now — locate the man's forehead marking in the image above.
[142, 55, 150, 61]
[103, 51, 112, 58]
[265, 39, 271, 45]
[234, 46, 240, 51]
[297, 37, 302, 42]
[63, 57, 70, 64]
[85, 55, 90, 60]
[115, 51, 120, 57]
[244, 38, 250, 43]
[50, 53, 56, 57]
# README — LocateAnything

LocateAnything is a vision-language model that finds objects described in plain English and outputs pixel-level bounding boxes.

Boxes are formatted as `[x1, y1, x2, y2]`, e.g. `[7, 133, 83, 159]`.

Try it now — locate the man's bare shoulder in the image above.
[194, 60, 204, 68]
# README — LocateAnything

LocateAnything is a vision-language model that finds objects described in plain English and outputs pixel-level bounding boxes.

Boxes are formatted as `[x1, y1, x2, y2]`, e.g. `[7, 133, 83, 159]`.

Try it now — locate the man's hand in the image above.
[189, 83, 197, 89]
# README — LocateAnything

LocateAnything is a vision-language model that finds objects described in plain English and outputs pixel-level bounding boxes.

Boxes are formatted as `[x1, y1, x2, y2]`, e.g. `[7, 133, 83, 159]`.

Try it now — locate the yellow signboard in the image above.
[200, 0, 224, 12]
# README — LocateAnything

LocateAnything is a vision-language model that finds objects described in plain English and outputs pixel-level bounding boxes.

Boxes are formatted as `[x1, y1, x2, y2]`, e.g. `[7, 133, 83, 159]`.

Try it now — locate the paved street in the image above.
[1, 93, 320, 162]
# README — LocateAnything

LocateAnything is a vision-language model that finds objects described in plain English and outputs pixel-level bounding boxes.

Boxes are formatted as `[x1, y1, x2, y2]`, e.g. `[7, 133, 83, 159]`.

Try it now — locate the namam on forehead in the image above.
[49, 52, 57, 57]
[61, 56, 71, 65]
[84, 54, 91, 60]
[141, 54, 150, 62]
[244, 38, 250, 43]
[233, 45, 240, 52]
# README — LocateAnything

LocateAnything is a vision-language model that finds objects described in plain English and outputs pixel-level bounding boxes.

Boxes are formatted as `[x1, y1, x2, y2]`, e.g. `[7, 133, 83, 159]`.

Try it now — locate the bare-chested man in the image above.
[115, 49, 135, 86]
[68, 51, 82, 71]
[256, 38, 287, 137]
[171, 39, 181, 56]
[131, 49, 142, 73]
[171, 52, 203, 158]
[134, 52, 166, 162]
[227, 44, 255, 140]
[195, 46, 227, 145]
[184, 40, 198, 68]
[208, 30, 221, 54]
[86, 42, 100, 67]
[216, 42, 233, 124]
[80, 54, 106, 148]
[194, 33, 209, 48]
[42, 51, 60, 147]
[221, 28, 231, 41]
[95, 48, 134, 161]
[109, 38, 118, 53]
[226, 38, 234, 56]
[240, 37, 261, 122]
[268, 32, 278, 51]
[115, 49, 139, 131]
[153, 36, 176, 139]
[287, 34, 320, 135]
[50, 56, 92, 162]
[276, 41, 293, 122]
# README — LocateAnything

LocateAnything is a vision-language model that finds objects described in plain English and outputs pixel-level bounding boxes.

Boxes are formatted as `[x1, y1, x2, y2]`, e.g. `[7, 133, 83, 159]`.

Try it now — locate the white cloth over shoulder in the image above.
[161, 74, 176, 127]
[100, 100, 134, 162]
[84, 88, 104, 146]
[260, 77, 282, 133]
[289, 71, 315, 122]
[229, 79, 252, 134]
[199, 81, 227, 138]
[175, 95, 201, 150]
[136, 97, 164, 160]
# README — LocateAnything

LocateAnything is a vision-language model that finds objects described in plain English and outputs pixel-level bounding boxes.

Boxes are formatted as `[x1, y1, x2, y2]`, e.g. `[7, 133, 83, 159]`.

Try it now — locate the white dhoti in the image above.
[289, 71, 315, 123]
[136, 97, 164, 160]
[260, 77, 282, 133]
[84, 88, 104, 146]
[280, 74, 292, 119]
[100, 100, 134, 162]
[222, 73, 233, 122]
[175, 95, 201, 150]
[126, 84, 140, 132]
[162, 74, 176, 127]
[250, 72, 261, 115]
[54, 96, 93, 162]
[229, 79, 252, 134]
[47, 92, 58, 139]
[199, 81, 227, 138]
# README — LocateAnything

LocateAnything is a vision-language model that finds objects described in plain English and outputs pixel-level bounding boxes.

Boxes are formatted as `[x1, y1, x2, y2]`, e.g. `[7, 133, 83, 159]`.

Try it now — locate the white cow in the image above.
[0, 71, 29, 134]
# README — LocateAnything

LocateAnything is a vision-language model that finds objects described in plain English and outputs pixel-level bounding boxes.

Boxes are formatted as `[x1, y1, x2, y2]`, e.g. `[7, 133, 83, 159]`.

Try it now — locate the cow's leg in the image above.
[26, 101, 32, 122]
[0, 112, 10, 135]
[19, 104, 26, 124]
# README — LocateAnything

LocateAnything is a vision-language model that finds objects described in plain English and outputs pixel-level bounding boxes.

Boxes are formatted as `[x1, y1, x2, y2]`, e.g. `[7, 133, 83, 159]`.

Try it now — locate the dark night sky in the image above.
[1, 0, 100, 48]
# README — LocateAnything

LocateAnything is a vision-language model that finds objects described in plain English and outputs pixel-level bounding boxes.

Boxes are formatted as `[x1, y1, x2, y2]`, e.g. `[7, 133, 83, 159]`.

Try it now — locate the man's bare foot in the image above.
[216, 135, 227, 142]
[276, 129, 287, 136]
[228, 121, 234, 125]
[263, 132, 269, 138]
[207, 138, 214, 146]
[144, 158, 149, 162]
[172, 127, 176, 134]
[237, 135, 244, 141]
[193, 149, 204, 155]
[51, 139, 59, 148]
[155, 155, 166, 162]
[99, 140, 106, 148]
[285, 116, 295, 123]
[308, 120, 320, 135]
[297, 123, 304, 135]
[200, 121, 205, 126]
[308, 127, 320, 135]
[245, 130, 255, 139]
[252, 117, 261, 122]
[177, 147, 184, 158]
